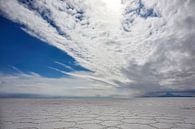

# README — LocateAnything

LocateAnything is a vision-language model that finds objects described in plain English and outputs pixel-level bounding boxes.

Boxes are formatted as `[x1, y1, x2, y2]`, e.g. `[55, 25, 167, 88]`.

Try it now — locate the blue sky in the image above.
[0, 16, 88, 78]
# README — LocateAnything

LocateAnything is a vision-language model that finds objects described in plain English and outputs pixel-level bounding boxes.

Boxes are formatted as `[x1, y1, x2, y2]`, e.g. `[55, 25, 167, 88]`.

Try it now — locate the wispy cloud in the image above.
[54, 61, 74, 71]
[0, 73, 126, 97]
[0, 0, 195, 96]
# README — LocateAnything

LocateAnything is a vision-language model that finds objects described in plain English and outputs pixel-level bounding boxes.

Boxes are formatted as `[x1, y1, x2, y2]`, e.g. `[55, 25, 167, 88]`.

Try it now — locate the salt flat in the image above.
[0, 98, 195, 129]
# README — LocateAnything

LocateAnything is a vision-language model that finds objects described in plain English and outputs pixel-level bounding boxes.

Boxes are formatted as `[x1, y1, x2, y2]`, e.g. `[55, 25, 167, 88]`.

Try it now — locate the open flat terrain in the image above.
[0, 98, 195, 129]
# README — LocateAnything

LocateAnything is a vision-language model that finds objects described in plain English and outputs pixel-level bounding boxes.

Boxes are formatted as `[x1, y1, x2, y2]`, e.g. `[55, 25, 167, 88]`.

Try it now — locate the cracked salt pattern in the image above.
[0, 98, 195, 129]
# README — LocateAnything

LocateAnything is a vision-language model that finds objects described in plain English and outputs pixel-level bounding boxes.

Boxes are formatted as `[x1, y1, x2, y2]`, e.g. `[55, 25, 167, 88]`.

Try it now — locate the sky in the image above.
[0, 0, 195, 97]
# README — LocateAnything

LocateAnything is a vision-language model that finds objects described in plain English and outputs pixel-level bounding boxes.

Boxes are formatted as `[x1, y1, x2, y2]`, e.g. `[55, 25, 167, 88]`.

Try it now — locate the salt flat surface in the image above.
[0, 98, 195, 129]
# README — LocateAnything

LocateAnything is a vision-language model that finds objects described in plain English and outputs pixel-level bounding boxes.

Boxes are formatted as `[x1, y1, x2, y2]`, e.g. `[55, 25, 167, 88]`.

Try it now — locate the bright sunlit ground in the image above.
[0, 98, 195, 129]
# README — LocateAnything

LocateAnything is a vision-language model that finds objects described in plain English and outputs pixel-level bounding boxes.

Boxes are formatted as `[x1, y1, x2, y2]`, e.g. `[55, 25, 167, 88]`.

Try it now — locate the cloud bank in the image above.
[0, 0, 195, 97]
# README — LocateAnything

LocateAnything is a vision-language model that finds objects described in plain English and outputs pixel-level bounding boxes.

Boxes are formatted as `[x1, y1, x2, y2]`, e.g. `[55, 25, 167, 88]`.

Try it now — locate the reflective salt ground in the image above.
[0, 98, 195, 129]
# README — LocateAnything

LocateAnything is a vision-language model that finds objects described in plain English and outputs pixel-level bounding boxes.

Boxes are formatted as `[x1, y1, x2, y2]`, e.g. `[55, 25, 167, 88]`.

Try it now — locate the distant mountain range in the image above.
[0, 90, 195, 98]
[143, 90, 195, 97]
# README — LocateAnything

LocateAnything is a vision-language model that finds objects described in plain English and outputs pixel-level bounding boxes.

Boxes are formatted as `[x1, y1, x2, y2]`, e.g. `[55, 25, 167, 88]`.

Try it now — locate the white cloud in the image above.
[0, 73, 137, 97]
[0, 0, 195, 96]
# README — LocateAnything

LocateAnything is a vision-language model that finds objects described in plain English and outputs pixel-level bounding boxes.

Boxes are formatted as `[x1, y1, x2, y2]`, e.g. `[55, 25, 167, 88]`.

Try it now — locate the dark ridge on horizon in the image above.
[143, 90, 195, 97]
[0, 90, 195, 99]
